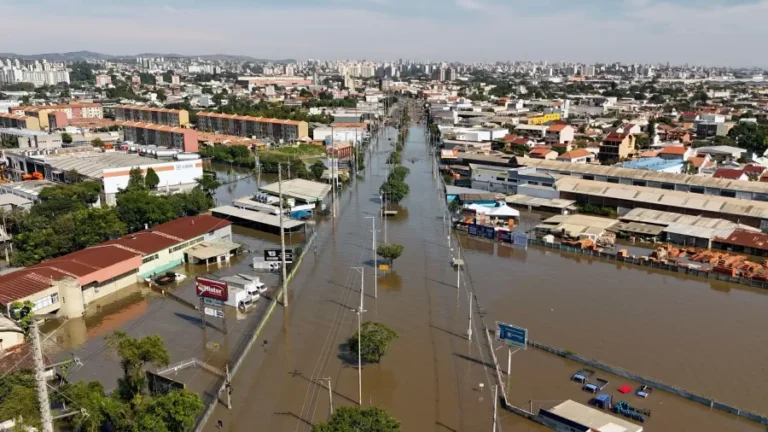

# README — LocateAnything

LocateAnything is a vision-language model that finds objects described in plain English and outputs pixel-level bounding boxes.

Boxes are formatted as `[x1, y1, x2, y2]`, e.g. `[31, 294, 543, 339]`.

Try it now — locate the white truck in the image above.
[222, 286, 254, 309]
[220, 275, 268, 309]
[252, 257, 280, 272]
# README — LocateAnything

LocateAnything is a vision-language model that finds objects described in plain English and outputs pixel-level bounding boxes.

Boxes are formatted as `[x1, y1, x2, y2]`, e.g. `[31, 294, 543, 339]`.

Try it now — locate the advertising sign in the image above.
[513, 232, 529, 248]
[468, 224, 495, 240]
[204, 307, 225, 318]
[496, 322, 528, 348]
[264, 249, 294, 263]
[483, 225, 495, 240]
[203, 298, 223, 307]
[497, 230, 513, 244]
[467, 224, 480, 237]
[196, 277, 229, 301]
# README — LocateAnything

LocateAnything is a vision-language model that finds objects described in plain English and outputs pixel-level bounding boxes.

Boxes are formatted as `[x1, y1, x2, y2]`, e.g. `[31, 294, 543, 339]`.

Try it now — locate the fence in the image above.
[192, 232, 317, 432]
[528, 340, 768, 425]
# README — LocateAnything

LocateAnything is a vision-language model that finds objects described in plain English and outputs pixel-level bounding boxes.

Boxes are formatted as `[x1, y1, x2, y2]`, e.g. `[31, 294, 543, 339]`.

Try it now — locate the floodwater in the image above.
[201, 103, 768, 432]
[205, 105, 501, 432]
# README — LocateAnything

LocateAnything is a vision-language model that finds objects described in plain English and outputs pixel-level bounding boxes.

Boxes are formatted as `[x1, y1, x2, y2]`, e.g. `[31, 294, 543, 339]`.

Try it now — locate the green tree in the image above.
[313, 406, 400, 432]
[0, 379, 40, 430]
[72, 208, 127, 249]
[376, 243, 404, 267]
[310, 160, 326, 180]
[105, 331, 171, 402]
[8, 300, 35, 335]
[132, 390, 204, 432]
[127, 167, 147, 191]
[347, 321, 399, 364]
[116, 190, 178, 232]
[145, 167, 160, 190]
[289, 158, 311, 180]
[91, 137, 105, 148]
[195, 173, 221, 198]
[448, 199, 462, 214]
[635, 135, 651, 149]
[61, 132, 73, 144]
[379, 179, 409, 204]
[647, 118, 657, 137]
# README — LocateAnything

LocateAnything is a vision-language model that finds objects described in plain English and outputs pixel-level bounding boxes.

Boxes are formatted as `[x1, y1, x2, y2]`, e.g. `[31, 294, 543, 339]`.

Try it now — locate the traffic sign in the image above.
[264, 249, 294, 263]
[203, 298, 223, 307]
[196, 277, 229, 301]
[496, 322, 528, 348]
[378, 264, 390, 271]
[204, 307, 224, 319]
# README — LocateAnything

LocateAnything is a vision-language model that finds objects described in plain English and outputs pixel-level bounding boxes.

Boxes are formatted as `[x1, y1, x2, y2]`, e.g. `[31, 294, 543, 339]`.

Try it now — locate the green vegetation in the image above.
[575, 203, 618, 218]
[61, 132, 73, 144]
[310, 160, 326, 180]
[144, 167, 160, 190]
[376, 244, 404, 267]
[727, 122, 768, 154]
[0, 331, 203, 431]
[68, 62, 95, 83]
[200, 144, 326, 176]
[9, 170, 219, 266]
[347, 321, 399, 364]
[313, 406, 400, 432]
[218, 97, 333, 124]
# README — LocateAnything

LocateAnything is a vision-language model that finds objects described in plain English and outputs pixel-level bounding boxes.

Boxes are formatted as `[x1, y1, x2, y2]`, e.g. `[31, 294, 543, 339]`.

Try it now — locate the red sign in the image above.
[195, 277, 228, 301]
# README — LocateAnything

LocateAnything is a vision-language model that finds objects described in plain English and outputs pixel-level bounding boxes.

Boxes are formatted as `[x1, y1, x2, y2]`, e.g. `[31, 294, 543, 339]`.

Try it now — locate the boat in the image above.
[153, 271, 177, 286]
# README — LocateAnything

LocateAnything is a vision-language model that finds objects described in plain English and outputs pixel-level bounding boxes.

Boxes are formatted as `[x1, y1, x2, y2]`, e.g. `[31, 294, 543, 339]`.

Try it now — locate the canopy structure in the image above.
[291, 210, 312, 219]
[489, 204, 520, 218]
[465, 203, 491, 214]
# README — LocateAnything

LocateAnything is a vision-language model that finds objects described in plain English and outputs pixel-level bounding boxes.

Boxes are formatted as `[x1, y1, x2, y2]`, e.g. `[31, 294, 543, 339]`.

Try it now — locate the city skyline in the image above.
[1, 0, 767, 66]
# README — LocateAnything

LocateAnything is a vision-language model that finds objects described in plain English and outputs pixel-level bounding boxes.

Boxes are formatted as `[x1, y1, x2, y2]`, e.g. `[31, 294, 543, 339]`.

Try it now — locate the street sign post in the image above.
[204, 307, 225, 319]
[264, 249, 294, 263]
[496, 322, 528, 348]
[196, 277, 229, 301]
[203, 298, 223, 307]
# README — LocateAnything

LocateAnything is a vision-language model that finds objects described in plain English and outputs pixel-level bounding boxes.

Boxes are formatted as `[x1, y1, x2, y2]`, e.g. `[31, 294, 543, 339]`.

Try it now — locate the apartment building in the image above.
[117, 121, 198, 152]
[598, 132, 636, 163]
[197, 112, 309, 143]
[0, 113, 40, 130]
[113, 105, 190, 127]
[545, 124, 575, 144]
[10, 103, 103, 129]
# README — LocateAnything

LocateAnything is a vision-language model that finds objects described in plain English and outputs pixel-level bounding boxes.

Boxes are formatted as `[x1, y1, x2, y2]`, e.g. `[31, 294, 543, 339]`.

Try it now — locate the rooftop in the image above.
[211, 205, 305, 230]
[259, 178, 331, 203]
[32, 151, 173, 179]
[543, 400, 643, 432]
[619, 157, 683, 172]
[197, 111, 305, 126]
[114, 104, 186, 114]
[114, 120, 194, 135]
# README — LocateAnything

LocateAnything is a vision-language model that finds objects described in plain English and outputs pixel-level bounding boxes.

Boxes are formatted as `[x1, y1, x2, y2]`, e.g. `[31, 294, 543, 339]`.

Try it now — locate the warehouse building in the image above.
[5, 148, 203, 205]
[197, 112, 308, 143]
[0, 215, 232, 319]
[539, 400, 643, 432]
[116, 121, 198, 152]
[113, 105, 190, 127]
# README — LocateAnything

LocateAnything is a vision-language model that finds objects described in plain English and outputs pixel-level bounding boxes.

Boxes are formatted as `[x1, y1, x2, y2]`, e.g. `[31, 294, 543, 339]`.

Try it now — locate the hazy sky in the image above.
[0, 0, 767, 66]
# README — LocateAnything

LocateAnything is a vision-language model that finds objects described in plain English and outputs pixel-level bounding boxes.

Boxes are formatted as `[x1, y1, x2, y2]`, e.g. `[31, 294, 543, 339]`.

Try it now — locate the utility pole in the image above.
[492, 385, 498, 432]
[331, 127, 336, 219]
[456, 246, 461, 292]
[225, 364, 232, 409]
[31, 320, 54, 432]
[278, 164, 288, 307]
[351, 267, 366, 405]
[255, 156, 261, 186]
[467, 294, 473, 341]
[365, 216, 377, 299]
[319, 377, 333, 416]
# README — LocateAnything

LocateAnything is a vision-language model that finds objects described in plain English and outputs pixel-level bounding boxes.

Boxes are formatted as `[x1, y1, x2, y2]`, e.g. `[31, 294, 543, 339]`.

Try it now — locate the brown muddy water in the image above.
[202, 115, 767, 431]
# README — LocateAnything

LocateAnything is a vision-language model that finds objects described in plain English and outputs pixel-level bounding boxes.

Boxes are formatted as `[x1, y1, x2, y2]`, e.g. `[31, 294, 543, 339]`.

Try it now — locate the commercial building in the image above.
[696, 121, 731, 138]
[470, 164, 557, 194]
[197, 112, 308, 144]
[236, 76, 313, 89]
[5, 149, 203, 205]
[313, 123, 367, 143]
[259, 178, 331, 204]
[0, 128, 63, 149]
[525, 113, 561, 125]
[0, 215, 232, 318]
[517, 158, 768, 202]
[113, 105, 190, 127]
[10, 103, 103, 129]
[539, 400, 643, 432]
[556, 176, 768, 230]
[0, 113, 40, 130]
[557, 148, 594, 164]
[619, 157, 684, 173]
[544, 124, 575, 144]
[514, 124, 549, 140]
[116, 121, 199, 153]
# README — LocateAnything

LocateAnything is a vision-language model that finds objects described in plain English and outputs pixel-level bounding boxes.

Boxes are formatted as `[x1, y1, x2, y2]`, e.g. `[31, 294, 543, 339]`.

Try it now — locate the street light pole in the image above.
[351, 267, 366, 405]
[467, 293, 473, 341]
[278, 164, 288, 307]
[365, 216, 377, 299]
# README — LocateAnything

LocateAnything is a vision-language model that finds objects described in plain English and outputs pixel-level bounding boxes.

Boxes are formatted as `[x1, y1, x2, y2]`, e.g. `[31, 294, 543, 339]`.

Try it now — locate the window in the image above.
[142, 253, 159, 264]
[606, 177, 619, 184]
[496, 177, 506, 182]
[583, 175, 595, 181]
[661, 183, 675, 190]
[169, 237, 204, 253]
[720, 190, 736, 198]
[690, 187, 704, 194]
[632, 181, 646, 187]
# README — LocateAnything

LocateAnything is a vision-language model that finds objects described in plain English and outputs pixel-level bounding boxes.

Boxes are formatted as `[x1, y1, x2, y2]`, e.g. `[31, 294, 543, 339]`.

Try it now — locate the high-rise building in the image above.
[437, 67, 446, 82]
[447, 67, 456, 81]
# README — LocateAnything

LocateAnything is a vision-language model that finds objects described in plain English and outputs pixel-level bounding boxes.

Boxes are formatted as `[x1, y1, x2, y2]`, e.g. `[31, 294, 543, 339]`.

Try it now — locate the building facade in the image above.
[598, 132, 636, 163]
[197, 112, 309, 143]
[114, 105, 190, 127]
[117, 121, 199, 153]
[0, 113, 40, 130]
[10, 103, 103, 129]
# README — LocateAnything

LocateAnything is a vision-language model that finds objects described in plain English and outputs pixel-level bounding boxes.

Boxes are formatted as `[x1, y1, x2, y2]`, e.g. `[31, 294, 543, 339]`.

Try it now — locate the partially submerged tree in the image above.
[376, 244, 404, 267]
[313, 406, 400, 432]
[347, 321, 399, 364]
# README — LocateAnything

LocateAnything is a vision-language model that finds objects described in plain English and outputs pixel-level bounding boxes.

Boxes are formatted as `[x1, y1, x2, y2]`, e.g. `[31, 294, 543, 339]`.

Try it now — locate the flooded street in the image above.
[206, 119, 499, 431]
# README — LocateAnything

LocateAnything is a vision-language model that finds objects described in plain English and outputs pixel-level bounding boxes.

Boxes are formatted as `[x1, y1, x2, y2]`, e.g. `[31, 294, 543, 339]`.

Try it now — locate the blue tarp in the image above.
[291, 210, 311, 219]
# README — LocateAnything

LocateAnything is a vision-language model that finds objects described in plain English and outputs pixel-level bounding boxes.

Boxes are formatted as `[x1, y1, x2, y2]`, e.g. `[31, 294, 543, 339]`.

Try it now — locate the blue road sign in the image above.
[496, 322, 528, 348]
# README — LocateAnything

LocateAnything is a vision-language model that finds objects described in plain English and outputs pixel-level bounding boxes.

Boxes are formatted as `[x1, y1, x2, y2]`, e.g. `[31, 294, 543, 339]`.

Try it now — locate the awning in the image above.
[291, 210, 311, 219]
[489, 204, 520, 218]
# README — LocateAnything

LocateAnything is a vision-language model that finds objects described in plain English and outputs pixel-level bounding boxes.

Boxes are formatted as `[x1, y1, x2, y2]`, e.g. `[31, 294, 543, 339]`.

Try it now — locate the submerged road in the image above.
[205, 105, 500, 431]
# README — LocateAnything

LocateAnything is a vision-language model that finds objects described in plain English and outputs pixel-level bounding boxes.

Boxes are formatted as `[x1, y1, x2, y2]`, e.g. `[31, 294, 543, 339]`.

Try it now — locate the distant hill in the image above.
[0, 51, 295, 63]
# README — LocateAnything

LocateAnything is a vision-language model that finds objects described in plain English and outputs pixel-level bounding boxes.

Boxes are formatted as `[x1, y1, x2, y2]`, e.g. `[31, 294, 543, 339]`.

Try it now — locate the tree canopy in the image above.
[347, 321, 399, 364]
[313, 406, 400, 432]
[376, 244, 404, 266]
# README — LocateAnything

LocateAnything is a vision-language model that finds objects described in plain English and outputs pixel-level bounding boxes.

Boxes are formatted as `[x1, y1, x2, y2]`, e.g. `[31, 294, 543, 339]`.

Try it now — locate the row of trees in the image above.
[217, 96, 334, 124]
[0, 331, 203, 431]
[6, 169, 220, 266]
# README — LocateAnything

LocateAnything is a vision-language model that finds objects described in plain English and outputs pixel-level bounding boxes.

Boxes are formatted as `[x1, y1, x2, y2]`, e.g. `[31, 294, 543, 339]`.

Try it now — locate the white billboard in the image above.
[102, 160, 203, 194]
